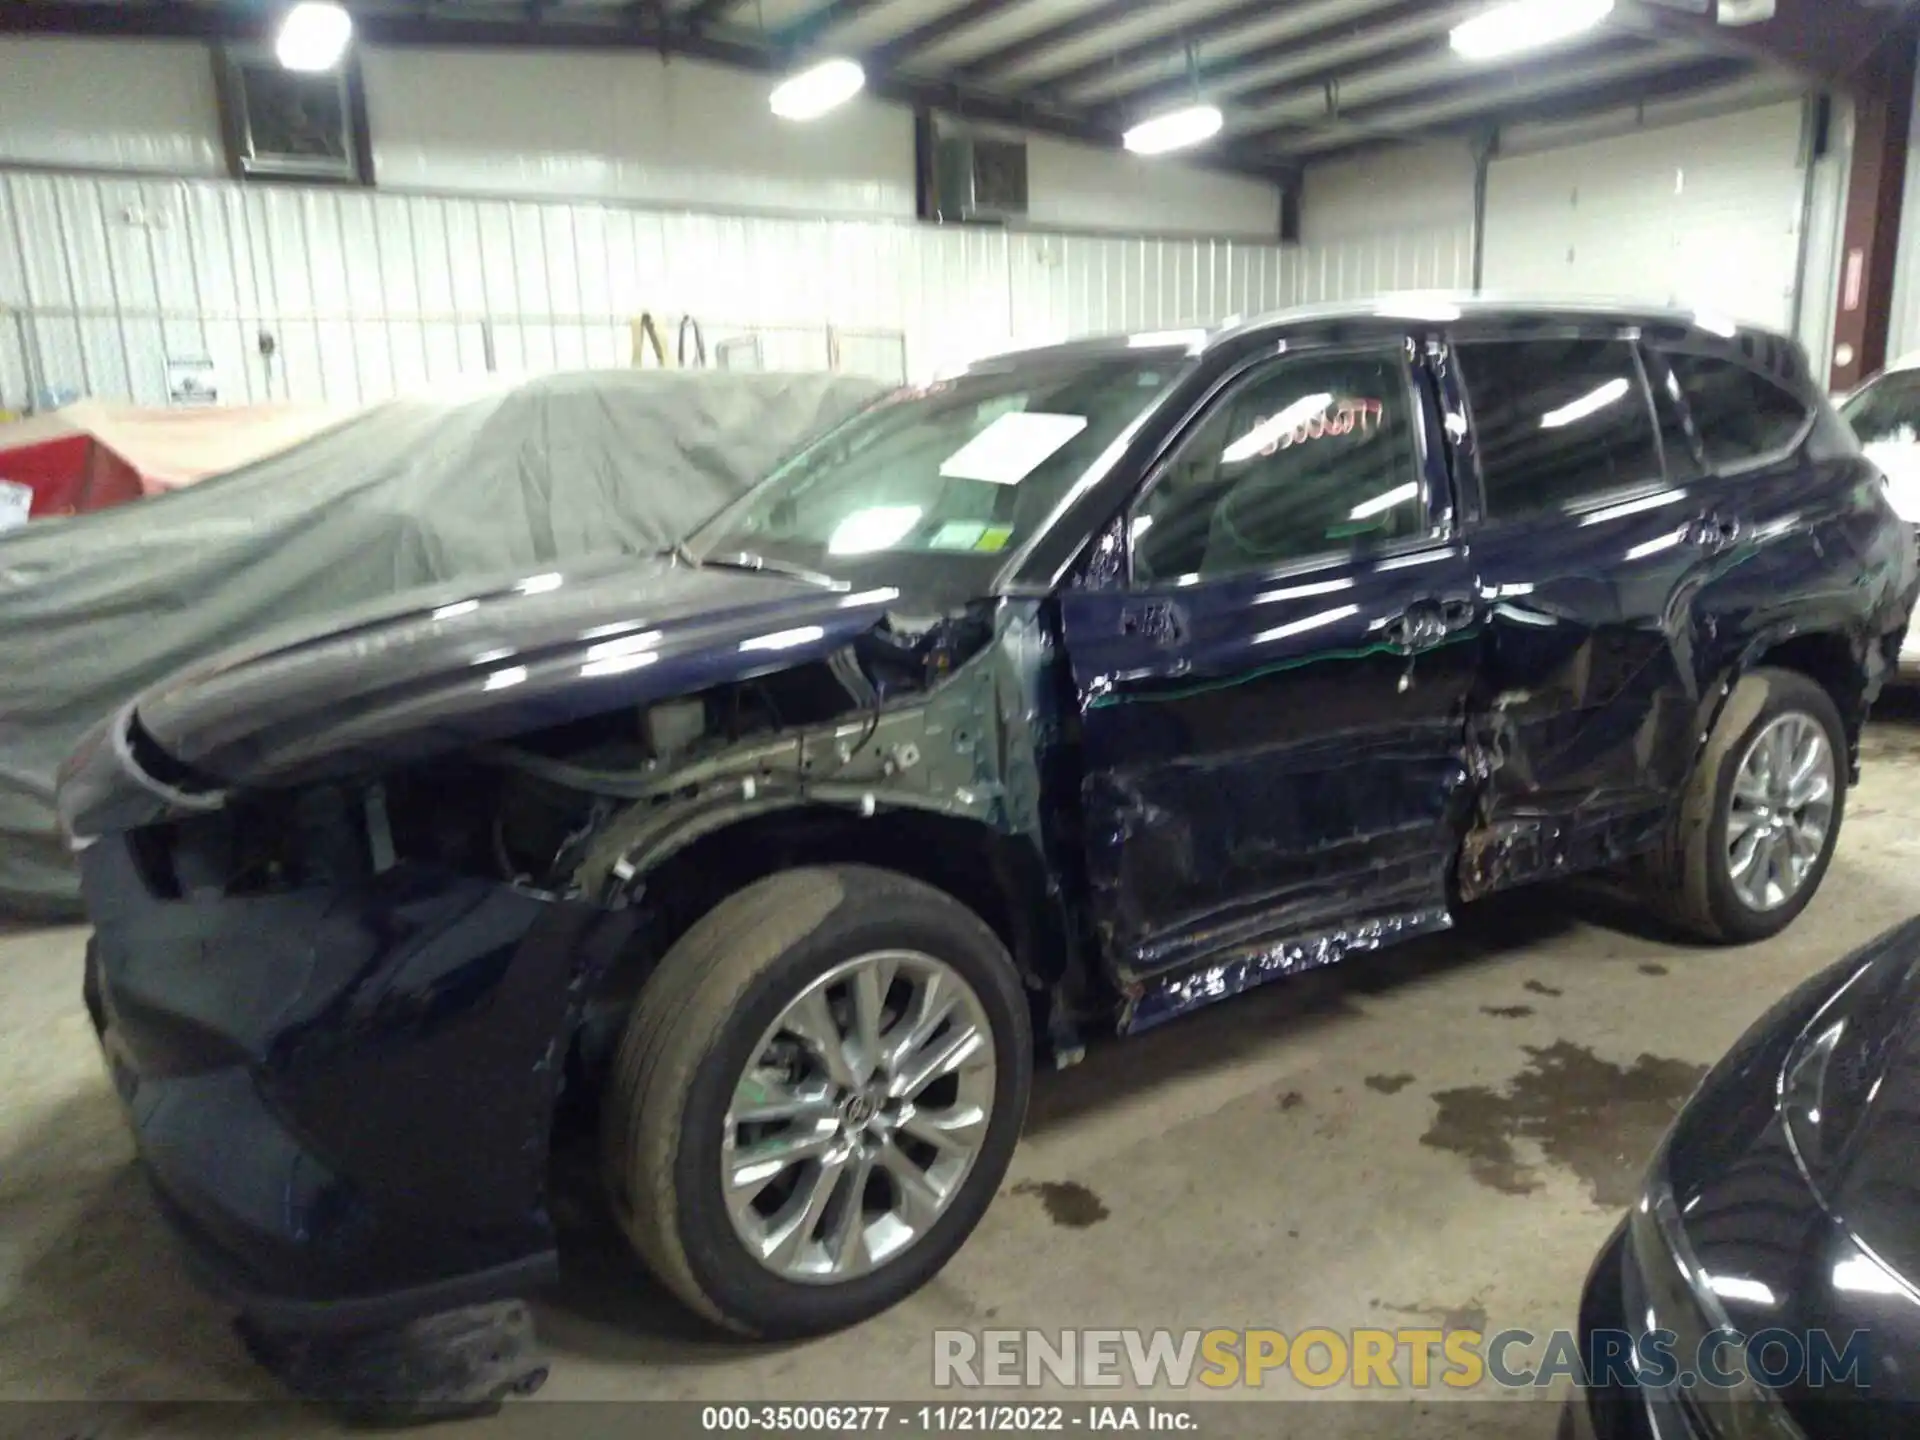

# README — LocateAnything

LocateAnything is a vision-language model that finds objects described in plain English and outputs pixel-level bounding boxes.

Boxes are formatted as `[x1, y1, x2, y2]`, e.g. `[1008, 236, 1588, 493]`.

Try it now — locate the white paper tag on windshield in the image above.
[939, 412, 1088, 486]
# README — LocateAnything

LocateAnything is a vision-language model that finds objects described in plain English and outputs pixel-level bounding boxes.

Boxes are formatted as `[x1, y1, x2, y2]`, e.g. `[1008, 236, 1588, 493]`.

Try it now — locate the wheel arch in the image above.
[563, 801, 1080, 1106]
[1730, 627, 1873, 780]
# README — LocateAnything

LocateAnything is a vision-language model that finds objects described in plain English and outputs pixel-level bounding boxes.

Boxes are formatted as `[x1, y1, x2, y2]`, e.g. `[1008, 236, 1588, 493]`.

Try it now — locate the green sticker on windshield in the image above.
[929, 521, 988, 550]
[974, 525, 1015, 553]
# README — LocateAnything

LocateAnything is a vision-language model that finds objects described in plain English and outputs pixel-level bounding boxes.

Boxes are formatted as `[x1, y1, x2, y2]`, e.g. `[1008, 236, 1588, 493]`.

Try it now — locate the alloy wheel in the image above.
[721, 950, 996, 1284]
[1725, 711, 1836, 912]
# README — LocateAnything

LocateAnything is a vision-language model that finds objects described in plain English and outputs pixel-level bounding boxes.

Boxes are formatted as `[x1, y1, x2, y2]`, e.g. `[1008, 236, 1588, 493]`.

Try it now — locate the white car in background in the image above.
[1840, 354, 1920, 675]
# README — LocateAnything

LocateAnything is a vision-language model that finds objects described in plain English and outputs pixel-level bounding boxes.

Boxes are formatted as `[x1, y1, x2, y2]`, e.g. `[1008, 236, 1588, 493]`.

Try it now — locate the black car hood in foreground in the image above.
[1657, 915, 1920, 1417]
[60, 553, 903, 837]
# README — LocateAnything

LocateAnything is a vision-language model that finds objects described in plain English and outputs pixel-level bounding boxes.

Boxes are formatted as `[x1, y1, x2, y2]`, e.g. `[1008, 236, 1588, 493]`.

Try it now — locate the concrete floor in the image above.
[7, 703, 1920, 1440]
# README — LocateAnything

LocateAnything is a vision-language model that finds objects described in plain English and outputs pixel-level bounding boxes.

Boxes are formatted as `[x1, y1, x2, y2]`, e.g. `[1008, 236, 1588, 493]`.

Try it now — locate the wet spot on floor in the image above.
[1638, 962, 1670, 977]
[1421, 1041, 1707, 1207]
[1481, 1004, 1535, 1019]
[1524, 980, 1564, 998]
[1278, 1090, 1304, 1112]
[1384, 1294, 1490, 1334]
[1011, 1180, 1110, 1228]
[1287, 1229, 1299, 1239]
[1365, 1073, 1415, 1095]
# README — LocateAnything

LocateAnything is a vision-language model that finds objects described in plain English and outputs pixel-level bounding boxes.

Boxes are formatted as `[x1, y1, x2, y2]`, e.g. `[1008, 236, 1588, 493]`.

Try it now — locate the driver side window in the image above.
[1131, 350, 1425, 585]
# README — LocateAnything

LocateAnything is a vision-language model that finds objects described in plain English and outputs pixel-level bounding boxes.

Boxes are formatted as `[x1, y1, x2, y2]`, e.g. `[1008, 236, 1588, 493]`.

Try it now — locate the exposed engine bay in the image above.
[129, 603, 1017, 907]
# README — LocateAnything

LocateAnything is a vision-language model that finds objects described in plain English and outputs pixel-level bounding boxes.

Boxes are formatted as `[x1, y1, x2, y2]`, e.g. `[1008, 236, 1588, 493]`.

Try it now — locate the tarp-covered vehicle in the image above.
[0, 369, 884, 914]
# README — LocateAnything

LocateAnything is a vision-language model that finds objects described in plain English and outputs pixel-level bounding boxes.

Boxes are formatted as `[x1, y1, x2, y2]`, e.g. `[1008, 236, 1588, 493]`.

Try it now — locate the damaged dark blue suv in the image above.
[60, 301, 1919, 1380]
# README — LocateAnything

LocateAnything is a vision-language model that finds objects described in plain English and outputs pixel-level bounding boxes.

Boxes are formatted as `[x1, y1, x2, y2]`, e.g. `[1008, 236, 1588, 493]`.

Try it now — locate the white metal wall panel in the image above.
[4, 168, 1353, 409]
[1482, 103, 1809, 332]
[0, 38, 223, 176]
[1022, 137, 1282, 241]
[1884, 37, 1920, 364]
[1302, 142, 1479, 246]
[1796, 97, 1853, 383]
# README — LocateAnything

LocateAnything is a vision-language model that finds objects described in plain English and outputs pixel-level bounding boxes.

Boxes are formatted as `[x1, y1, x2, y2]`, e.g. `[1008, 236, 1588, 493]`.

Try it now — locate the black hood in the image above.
[58, 554, 909, 838]
[1657, 917, 1920, 1420]
[1778, 924, 1920, 1288]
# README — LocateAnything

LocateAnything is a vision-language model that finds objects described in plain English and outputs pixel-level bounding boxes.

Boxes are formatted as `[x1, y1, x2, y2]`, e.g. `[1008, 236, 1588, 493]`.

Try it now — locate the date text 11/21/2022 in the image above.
[700, 1406, 1199, 1432]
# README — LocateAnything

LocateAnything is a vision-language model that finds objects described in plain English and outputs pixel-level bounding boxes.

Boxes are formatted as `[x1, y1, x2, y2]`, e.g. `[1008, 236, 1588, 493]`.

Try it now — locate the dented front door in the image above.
[1056, 341, 1478, 1011]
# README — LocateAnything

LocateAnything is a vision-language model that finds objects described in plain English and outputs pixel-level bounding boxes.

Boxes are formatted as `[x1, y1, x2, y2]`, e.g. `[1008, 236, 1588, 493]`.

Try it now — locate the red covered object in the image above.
[0, 401, 350, 520]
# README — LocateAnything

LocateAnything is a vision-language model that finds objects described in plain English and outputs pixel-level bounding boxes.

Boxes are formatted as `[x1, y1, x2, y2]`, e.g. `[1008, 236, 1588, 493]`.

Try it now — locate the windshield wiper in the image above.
[666, 539, 700, 568]
[703, 550, 843, 589]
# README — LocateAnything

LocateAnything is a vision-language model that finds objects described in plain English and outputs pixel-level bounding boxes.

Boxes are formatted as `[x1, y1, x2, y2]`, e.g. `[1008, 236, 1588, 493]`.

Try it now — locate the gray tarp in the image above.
[0, 368, 886, 915]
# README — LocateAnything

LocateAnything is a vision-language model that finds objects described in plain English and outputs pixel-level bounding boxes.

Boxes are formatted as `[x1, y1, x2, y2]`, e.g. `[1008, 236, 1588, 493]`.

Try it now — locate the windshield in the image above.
[686, 354, 1180, 580]
[1841, 371, 1920, 445]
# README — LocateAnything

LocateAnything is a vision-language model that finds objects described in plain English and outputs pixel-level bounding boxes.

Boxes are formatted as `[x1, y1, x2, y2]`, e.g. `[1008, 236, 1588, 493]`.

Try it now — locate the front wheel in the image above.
[602, 865, 1032, 1338]
[1648, 667, 1847, 943]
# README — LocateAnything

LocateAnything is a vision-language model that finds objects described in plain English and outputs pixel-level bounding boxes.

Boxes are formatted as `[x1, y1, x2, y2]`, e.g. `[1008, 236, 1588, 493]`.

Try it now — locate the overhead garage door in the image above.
[1482, 103, 1808, 333]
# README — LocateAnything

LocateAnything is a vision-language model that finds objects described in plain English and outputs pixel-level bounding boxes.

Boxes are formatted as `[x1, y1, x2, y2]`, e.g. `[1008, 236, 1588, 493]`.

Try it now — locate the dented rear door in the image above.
[1445, 331, 1719, 897]
[1058, 338, 1478, 990]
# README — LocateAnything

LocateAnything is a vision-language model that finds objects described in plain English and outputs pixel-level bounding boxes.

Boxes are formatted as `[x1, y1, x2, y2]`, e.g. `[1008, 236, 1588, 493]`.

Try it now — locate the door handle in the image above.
[1384, 595, 1478, 651]
[1120, 599, 1188, 646]
[1685, 513, 1741, 552]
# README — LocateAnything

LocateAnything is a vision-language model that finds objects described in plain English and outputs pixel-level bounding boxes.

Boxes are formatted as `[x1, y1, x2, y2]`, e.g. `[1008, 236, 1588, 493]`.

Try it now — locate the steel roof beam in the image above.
[1086, 0, 1460, 114]
[862, 0, 1034, 70]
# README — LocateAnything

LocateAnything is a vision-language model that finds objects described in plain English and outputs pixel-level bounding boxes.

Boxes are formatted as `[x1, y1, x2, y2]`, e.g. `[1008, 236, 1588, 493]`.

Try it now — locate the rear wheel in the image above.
[1646, 667, 1847, 943]
[602, 865, 1031, 1337]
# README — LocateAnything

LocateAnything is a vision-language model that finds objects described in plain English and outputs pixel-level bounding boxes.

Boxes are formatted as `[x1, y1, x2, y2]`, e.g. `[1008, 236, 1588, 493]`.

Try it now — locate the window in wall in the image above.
[1456, 339, 1659, 518]
[1132, 351, 1423, 584]
[1663, 352, 1811, 466]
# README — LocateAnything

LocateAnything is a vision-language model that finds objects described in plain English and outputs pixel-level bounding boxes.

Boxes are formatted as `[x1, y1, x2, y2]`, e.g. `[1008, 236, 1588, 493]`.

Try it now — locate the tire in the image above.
[1645, 667, 1847, 943]
[601, 865, 1032, 1338]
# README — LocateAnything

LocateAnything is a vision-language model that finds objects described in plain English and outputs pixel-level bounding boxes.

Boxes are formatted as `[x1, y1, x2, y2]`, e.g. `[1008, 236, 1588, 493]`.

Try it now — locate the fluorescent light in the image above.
[275, 1, 353, 72]
[1541, 377, 1630, 430]
[482, 666, 527, 692]
[939, 413, 1088, 486]
[1377, 299, 1462, 323]
[585, 631, 662, 663]
[1222, 393, 1333, 465]
[1123, 104, 1224, 157]
[1349, 482, 1420, 521]
[1451, 0, 1614, 60]
[1833, 1254, 1909, 1297]
[516, 572, 564, 594]
[1253, 604, 1360, 646]
[1624, 531, 1684, 561]
[581, 651, 659, 679]
[1256, 577, 1354, 604]
[740, 625, 828, 653]
[1129, 329, 1210, 351]
[770, 59, 865, 121]
[828, 505, 923, 554]
[1702, 1273, 1777, 1308]
[1578, 488, 1685, 526]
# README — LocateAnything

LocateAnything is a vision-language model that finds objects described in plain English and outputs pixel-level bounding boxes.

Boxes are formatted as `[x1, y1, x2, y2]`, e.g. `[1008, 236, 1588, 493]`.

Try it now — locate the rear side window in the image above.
[1841, 370, 1920, 445]
[1664, 352, 1811, 465]
[1456, 339, 1660, 518]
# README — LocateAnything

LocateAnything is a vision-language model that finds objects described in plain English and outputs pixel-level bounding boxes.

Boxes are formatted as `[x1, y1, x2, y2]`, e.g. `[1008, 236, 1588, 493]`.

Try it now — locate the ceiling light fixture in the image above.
[770, 58, 866, 121]
[1123, 103, 1225, 156]
[275, 1, 353, 72]
[1451, 0, 1614, 61]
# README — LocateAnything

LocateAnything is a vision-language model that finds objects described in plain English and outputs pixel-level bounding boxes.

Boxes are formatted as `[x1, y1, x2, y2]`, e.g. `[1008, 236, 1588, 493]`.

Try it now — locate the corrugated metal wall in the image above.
[1884, 33, 1920, 365]
[0, 167, 1472, 411]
